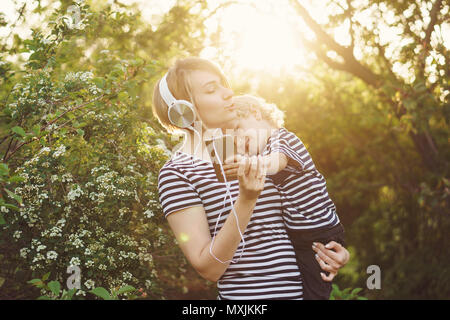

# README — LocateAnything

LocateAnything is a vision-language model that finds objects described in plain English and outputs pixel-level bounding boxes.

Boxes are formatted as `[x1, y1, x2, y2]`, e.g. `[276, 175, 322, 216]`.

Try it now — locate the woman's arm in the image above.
[167, 195, 257, 282]
[167, 155, 267, 282]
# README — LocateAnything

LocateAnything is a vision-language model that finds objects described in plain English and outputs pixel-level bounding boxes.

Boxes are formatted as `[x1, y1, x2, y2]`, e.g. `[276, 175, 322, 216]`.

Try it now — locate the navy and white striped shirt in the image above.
[158, 151, 304, 300]
[265, 128, 340, 230]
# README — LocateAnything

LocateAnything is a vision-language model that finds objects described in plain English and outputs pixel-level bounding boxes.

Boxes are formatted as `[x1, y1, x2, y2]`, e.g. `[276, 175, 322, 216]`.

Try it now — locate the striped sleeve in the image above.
[157, 165, 203, 218]
[269, 128, 315, 173]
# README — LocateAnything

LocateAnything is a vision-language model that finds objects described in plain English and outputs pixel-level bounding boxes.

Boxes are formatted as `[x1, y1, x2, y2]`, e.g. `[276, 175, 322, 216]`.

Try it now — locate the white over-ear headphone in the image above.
[159, 73, 196, 129]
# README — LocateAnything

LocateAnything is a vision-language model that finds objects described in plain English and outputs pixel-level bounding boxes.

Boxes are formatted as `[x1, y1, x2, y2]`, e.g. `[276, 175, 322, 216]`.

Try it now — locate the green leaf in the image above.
[331, 283, 340, 292]
[0, 214, 5, 225]
[28, 279, 45, 288]
[8, 175, 25, 183]
[48, 280, 61, 296]
[4, 203, 19, 211]
[118, 91, 128, 102]
[0, 163, 9, 176]
[32, 124, 41, 136]
[62, 288, 77, 300]
[37, 295, 52, 300]
[90, 287, 112, 300]
[93, 77, 105, 89]
[351, 288, 363, 295]
[342, 287, 352, 295]
[42, 272, 51, 281]
[28, 279, 42, 284]
[77, 129, 84, 136]
[4, 188, 23, 205]
[116, 285, 136, 296]
[12, 126, 27, 137]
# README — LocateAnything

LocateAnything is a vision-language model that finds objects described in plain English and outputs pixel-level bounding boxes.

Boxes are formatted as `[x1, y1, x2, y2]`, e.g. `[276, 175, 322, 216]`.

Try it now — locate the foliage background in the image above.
[0, 0, 448, 300]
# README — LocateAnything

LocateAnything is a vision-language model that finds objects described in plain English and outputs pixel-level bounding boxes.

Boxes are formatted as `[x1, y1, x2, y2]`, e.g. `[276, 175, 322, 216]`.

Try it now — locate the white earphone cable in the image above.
[208, 139, 246, 264]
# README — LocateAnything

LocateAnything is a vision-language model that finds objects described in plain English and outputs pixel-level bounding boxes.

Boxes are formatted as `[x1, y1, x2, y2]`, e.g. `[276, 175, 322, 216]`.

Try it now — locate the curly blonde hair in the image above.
[233, 94, 285, 128]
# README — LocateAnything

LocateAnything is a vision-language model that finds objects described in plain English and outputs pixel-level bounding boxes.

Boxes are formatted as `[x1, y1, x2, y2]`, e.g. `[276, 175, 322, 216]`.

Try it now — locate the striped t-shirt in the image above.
[158, 151, 304, 300]
[265, 128, 340, 230]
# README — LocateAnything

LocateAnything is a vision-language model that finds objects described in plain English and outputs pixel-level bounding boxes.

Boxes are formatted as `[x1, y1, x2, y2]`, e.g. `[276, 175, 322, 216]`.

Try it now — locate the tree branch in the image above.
[289, 0, 381, 88]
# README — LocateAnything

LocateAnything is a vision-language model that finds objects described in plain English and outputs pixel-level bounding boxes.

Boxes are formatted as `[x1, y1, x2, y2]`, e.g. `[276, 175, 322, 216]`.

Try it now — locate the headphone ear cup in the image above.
[168, 102, 196, 128]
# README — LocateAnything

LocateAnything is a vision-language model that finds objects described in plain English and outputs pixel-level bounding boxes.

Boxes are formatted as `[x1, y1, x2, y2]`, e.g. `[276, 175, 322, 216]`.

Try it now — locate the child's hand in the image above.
[312, 241, 350, 282]
[223, 154, 244, 180]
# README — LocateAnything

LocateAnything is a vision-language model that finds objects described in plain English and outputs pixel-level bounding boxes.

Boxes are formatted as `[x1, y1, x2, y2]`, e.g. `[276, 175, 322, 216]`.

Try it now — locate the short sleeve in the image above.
[268, 128, 315, 173]
[157, 165, 203, 218]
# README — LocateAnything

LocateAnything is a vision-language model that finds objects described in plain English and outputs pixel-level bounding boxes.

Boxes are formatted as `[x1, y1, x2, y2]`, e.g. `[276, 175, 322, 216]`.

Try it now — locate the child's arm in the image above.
[263, 152, 288, 175]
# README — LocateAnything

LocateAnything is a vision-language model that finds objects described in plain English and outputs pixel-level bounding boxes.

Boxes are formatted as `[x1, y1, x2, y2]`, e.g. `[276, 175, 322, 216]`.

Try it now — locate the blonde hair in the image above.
[233, 94, 285, 128]
[152, 57, 230, 134]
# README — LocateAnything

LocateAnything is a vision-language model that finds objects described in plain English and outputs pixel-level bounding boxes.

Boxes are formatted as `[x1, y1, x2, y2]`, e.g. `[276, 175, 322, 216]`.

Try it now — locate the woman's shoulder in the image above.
[158, 152, 188, 176]
[158, 151, 207, 180]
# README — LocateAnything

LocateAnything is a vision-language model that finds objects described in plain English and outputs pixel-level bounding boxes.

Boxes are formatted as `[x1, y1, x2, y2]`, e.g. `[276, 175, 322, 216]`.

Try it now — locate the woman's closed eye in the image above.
[205, 83, 218, 93]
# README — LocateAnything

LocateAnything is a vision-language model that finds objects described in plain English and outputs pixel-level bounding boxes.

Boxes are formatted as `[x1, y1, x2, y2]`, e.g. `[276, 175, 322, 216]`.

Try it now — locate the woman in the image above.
[153, 57, 349, 299]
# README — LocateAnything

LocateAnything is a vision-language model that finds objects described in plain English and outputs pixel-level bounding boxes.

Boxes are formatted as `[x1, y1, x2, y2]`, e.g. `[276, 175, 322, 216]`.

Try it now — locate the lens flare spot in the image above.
[179, 232, 190, 243]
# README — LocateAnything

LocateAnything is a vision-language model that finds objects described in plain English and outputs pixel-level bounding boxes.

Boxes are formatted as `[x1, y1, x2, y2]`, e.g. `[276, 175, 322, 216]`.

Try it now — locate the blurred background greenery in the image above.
[0, 0, 448, 300]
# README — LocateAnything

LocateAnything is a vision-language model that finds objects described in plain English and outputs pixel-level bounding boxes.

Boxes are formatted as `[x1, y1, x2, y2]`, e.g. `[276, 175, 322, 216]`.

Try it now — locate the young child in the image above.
[230, 94, 346, 300]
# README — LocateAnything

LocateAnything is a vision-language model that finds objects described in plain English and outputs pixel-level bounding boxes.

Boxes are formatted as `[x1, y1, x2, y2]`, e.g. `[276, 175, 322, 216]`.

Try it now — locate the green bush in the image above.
[0, 0, 214, 300]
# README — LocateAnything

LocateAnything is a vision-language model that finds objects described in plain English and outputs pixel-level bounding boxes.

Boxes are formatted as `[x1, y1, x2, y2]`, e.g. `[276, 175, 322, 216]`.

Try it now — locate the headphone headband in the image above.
[159, 72, 196, 129]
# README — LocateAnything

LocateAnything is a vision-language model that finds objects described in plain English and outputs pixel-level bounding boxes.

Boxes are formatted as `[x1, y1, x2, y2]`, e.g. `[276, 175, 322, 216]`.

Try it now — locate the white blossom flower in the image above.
[20, 248, 30, 258]
[53, 145, 66, 158]
[69, 257, 81, 266]
[13, 230, 22, 240]
[46, 251, 58, 260]
[84, 279, 95, 290]
[75, 290, 86, 296]
[61, 173, 73, 182]
[67, 184, 84, 201]
[39, 147, 51, 155]
[143, 209, 154, 219]
[32, 253, 45, 263]
[122, 271, 132, 281]
[72, 238, 84, 249]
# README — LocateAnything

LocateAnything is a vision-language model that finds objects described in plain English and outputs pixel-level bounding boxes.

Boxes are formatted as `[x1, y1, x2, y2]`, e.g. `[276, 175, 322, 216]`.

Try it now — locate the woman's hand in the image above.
[312, 241, 350, 282]
[235, 155, 267, 201]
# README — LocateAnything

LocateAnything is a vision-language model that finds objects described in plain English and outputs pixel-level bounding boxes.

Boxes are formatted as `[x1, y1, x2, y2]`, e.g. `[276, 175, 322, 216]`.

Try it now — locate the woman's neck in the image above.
[177, 126, 230, 162]
[179, 131, 216, 162]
